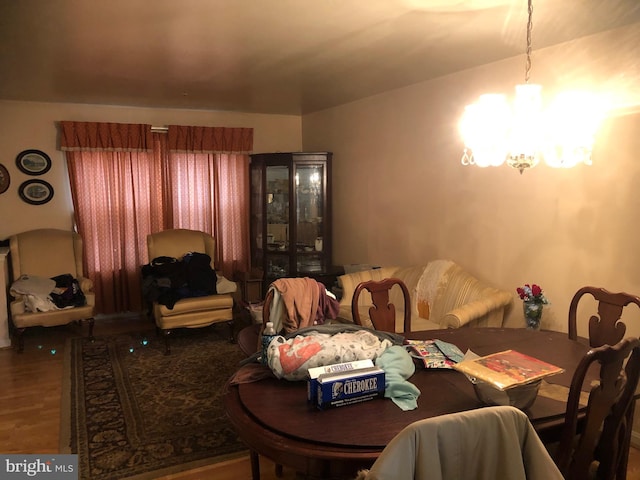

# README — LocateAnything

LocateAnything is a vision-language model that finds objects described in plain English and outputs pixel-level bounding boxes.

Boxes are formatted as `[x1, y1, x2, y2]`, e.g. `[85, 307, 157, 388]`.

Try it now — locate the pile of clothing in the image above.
[10, 273, 86, 312]
[141, 252, 218, 309]
[266, 277, 341, 334]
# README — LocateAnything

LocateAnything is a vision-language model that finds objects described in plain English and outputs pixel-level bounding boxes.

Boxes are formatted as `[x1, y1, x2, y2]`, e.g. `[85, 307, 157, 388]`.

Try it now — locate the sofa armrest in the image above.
[442, 290, 513, 328]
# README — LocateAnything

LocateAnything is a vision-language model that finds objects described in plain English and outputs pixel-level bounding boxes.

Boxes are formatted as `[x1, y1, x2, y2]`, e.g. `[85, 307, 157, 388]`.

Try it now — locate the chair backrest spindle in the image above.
[352, 278, 411, 334]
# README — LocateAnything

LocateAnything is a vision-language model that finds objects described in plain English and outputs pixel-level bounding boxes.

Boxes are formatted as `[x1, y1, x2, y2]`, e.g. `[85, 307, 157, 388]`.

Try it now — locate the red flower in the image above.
[516, 283, 548, 304]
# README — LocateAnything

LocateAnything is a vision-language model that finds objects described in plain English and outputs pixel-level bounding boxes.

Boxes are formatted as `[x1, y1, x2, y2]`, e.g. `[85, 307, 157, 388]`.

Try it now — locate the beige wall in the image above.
[302, 23, 640, 339]
[0, 101, 302, 240]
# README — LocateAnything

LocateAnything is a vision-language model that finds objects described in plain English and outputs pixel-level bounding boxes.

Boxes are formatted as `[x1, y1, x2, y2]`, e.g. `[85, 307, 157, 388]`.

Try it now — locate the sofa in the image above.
[336, 260, 513, 332]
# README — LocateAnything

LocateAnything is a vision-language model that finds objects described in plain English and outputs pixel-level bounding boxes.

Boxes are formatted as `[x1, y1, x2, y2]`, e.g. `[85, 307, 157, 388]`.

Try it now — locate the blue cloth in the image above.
[375, 345, 420, 411]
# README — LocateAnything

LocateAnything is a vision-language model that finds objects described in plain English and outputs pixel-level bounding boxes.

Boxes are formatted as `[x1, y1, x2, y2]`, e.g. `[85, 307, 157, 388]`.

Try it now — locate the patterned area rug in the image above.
[61, 328, 247, 479]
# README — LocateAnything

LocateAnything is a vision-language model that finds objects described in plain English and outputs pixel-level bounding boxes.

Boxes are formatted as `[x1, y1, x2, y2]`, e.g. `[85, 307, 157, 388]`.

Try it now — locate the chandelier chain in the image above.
[525, 0, 533, 84]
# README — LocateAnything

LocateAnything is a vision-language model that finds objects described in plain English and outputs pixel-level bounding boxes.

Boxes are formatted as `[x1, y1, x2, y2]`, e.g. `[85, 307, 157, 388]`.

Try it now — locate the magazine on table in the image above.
[405, 339, 465, 369]
[452, 349, 564, 390]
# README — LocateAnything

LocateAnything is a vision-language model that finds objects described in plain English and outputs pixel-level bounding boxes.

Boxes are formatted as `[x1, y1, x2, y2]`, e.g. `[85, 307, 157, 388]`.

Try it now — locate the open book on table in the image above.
[452, 349, 564, 390]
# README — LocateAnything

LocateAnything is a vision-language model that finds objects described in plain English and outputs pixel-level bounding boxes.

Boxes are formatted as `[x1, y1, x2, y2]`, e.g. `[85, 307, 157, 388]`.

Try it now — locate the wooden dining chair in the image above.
[359, 405, 563, 480]
[568, 286, 640, 348]
[553, 337, 640, 480]
[567, 286, 640, 478]
[351, 277, 411, 334]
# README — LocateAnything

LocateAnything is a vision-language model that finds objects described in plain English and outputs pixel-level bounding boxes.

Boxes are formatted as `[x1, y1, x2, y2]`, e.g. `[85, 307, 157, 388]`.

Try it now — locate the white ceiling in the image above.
[1, 0, 639, 115]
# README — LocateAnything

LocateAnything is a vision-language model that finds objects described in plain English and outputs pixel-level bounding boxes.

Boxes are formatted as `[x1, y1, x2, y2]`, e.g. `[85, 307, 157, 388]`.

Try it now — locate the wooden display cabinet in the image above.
[249, 152, 334, 292]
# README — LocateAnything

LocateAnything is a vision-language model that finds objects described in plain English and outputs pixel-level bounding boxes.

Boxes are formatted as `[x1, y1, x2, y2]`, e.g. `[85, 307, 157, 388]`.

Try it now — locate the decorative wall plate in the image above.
[16, 149, 52, 175]
[0, 164, 9, 194]
[19, 179, 54, 205]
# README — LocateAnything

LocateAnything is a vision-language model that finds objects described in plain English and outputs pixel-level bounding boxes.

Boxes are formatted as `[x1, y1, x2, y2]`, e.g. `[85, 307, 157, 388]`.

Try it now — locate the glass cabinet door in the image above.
[265, 165, 290, 278]
[294, 164, 326, 274]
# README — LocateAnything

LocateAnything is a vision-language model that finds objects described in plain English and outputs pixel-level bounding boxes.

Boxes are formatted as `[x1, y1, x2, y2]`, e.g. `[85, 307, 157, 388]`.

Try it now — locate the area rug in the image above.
[61, 328, 248, 479]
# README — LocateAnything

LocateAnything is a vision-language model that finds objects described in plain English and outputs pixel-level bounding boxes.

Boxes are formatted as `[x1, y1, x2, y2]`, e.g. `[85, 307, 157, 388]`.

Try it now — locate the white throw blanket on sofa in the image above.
[415, 259, 454, 318]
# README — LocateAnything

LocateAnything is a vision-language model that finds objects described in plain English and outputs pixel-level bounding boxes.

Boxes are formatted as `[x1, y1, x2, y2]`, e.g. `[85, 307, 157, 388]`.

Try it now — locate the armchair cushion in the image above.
[337, 260, 512, 332]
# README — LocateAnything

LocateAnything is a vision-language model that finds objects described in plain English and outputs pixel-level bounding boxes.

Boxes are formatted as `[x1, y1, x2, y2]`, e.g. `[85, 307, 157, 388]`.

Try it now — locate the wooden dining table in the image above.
[224, 327, 591, 480]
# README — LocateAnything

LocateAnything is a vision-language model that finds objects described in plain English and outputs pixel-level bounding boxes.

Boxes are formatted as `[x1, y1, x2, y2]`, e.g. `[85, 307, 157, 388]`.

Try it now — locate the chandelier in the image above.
[459, 0, 605, 174]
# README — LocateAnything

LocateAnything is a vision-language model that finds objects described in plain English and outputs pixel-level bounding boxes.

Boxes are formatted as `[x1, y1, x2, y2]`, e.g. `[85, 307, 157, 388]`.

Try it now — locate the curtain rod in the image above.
[151, 126, 168, 133]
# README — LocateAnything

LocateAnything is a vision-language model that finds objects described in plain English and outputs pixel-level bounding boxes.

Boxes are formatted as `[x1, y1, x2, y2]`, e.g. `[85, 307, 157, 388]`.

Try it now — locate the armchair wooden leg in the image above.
[162, 329, 172, 355]
[227, 320, 236, 343]
[145, 303, 154, 324]
[86, 317, 95, 341]
[16, 328, 25, 353]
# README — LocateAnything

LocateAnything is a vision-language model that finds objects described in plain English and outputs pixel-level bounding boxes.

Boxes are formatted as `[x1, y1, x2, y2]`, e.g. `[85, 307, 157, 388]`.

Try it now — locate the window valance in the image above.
[59, 121, 153, 152]
[167, 125, 253, 154]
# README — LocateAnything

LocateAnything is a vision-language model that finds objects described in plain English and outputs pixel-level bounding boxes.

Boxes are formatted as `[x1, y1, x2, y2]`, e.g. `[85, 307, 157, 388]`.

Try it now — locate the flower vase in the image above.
[523, 301, 543, 330]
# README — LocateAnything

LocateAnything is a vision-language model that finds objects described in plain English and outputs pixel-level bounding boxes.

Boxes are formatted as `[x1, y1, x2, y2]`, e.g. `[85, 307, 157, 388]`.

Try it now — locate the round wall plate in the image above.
[0, 164, 9, 194]
[18, 179, 54, 205]
[16, 149, 52, 176]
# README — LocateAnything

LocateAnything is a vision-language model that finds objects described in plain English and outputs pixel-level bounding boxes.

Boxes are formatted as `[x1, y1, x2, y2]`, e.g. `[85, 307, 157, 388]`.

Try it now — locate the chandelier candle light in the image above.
[517, 283, 549, 330]
[459, 0, 605, 173]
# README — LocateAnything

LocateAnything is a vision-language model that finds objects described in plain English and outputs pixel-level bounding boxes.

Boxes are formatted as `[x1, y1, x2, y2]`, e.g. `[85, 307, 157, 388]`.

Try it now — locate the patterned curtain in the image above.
[60, 121, 251, 314]
[166, 125, 251, 276]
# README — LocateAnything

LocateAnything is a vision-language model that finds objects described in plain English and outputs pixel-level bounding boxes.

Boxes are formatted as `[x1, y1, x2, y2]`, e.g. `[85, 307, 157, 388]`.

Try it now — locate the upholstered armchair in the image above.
[8, 229, 95, 352]
[145, 229, 237, 354]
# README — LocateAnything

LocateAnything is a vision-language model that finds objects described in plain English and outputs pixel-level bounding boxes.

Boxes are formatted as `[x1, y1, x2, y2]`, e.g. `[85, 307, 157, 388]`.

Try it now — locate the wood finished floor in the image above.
[1, 315, 639, 480]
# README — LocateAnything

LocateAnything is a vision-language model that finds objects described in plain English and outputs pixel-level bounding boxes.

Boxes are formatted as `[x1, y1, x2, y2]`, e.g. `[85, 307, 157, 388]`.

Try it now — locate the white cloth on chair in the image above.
[359, 405, 562, 480]
[10, 274, 58, 312]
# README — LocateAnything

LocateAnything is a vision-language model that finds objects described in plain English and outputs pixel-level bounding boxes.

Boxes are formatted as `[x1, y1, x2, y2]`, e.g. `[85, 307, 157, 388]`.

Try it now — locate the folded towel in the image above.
[375, 345, 420, 411]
